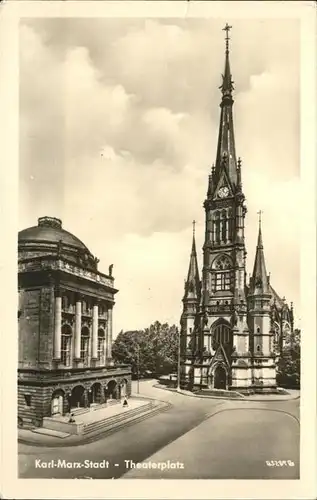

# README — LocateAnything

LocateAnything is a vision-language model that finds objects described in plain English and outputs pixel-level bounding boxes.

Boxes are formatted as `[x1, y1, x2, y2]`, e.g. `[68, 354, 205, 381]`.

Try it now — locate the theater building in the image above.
[18, 216, 131, 427]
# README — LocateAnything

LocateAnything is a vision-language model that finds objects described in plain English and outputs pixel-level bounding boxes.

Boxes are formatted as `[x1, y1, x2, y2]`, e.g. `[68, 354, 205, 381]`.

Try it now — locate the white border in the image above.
[0, 1, 316, 499]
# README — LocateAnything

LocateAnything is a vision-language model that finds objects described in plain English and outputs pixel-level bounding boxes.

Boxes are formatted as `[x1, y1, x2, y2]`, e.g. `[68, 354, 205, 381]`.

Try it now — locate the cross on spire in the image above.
[257, 209, 263, 227]
[192, 220, 196, 236]
[222, 23, 232, 53]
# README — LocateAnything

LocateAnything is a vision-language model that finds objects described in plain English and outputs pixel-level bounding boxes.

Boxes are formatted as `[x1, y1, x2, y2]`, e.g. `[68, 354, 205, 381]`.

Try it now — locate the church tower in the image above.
[180, 24, 252, 392]
[180, 222, 201, 386]
[179, 24, 287, 394]
[199, 24, 251, 391]
[248, 214, 277, 391]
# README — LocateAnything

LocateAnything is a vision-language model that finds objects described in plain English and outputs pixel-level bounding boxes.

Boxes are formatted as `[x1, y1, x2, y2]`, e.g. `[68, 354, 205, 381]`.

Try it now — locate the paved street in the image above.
[124, 399, 299, 479]
[19, 380, 299, 479]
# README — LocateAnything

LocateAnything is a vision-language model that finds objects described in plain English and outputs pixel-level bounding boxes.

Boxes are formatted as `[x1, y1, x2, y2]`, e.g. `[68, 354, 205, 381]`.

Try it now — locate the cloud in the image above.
[19, 18, 300, 331]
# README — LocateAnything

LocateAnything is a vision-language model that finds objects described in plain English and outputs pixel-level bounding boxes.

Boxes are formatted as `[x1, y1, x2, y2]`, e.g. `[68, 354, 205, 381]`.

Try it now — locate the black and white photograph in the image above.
[0, 1, 316, 499]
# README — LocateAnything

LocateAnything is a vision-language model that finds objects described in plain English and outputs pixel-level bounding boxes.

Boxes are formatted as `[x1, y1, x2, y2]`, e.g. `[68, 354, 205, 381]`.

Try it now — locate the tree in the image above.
[112, 321, 179, 377]
[277, 328, 301, 389]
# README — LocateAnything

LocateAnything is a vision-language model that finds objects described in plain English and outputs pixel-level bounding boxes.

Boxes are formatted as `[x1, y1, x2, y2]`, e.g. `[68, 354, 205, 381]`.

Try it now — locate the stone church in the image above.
[18, 216, 131, 427]
[180, 26, 294, 394]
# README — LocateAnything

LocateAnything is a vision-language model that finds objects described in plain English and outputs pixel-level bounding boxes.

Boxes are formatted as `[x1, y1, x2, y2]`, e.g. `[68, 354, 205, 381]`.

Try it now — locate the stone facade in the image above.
[179, 28, 294, 394]
[18, 216, 131, 427]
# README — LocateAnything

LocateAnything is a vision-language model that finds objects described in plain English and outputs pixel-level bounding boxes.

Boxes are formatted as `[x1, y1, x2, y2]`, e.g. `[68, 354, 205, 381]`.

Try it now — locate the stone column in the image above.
[92, 302, 98, 359]
[107, 307, 113, 359]
[74, 298, 82, 360]
[53, 294, 62, 360]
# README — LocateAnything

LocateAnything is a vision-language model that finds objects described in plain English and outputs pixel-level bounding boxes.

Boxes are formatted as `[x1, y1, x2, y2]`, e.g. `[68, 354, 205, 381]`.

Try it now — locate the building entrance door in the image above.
[214, 365, 227, 389]
[70, 385, 85, 409]
[51, 394, 63, 416]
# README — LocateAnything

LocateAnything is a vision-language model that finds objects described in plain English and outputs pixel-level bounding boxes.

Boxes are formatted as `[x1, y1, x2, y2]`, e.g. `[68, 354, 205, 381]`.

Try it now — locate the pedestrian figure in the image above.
[68, 413, 75, 423]
[122, 397, 128, 407]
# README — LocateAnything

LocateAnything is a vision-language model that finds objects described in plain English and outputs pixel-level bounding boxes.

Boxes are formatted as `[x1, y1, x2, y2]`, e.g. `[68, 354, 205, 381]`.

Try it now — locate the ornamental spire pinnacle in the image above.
[183, 222, 201, 303]
[250, 212, 270, 295]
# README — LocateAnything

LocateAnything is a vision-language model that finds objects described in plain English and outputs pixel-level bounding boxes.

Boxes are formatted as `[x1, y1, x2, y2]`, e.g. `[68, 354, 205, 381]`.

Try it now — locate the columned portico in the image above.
[18, 215, 131, 427]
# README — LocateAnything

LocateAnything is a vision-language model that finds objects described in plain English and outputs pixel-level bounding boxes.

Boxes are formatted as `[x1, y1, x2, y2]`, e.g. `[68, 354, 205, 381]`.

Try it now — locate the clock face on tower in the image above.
[218, 186, 229, 198]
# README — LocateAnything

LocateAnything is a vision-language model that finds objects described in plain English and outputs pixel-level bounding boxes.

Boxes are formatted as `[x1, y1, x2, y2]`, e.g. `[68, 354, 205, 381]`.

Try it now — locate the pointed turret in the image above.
[183, 221, 201, 302]
[249, 211, 270, 295]
[214, 23, 237, 187]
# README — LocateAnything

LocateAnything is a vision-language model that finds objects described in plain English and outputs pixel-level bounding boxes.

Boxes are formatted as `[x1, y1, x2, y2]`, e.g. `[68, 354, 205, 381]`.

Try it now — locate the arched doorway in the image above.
[88, 382, 102, 405]
[213, 365, 227, 389]
[51, 389, 64, 416]
[106, 380, 118, 400]
[70, 385, 85, 409]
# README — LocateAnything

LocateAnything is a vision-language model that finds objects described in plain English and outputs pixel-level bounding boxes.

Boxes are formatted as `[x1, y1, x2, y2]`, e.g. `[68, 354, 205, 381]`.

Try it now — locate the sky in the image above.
[19, 17, 300, 334]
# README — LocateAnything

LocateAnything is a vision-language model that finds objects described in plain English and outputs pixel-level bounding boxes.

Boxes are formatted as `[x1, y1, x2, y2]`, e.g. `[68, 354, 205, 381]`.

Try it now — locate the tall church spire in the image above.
[183, 221, 201, 302]
[214, 23, 237, 187]
[249, 211, 270, 295]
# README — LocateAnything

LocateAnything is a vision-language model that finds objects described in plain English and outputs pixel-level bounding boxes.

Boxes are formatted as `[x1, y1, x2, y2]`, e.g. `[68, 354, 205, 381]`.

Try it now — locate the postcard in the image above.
[0, 1, 316, 499]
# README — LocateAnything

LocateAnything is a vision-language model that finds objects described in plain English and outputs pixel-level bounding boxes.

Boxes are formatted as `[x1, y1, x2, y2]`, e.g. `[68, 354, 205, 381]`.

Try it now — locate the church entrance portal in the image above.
[213, 365, 227, 390]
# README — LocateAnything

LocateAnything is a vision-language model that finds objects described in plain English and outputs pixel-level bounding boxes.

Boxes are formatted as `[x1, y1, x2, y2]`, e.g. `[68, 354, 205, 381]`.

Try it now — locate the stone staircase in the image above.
[82, 401, 155, 435]
[71, 400, 119, 417]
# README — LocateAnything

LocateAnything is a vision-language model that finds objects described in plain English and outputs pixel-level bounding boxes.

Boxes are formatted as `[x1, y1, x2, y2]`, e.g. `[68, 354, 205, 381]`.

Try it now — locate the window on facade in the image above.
[62, 295, 69, 310]
[97, 328, 105, 361]
[228, 208, 233, 241]
[257, 327, 261, 333]
[24, 395, 32, 406]
[221, 210, 227, 242]
[213, 324, 231, 346]
[215, 212, 221, 244]
[213, 255, 231, 292]
[80, 326, 90, 364]
[256, 345, 261, 352]
[215, 272, 231, 291]
[61, 324, 72, 367]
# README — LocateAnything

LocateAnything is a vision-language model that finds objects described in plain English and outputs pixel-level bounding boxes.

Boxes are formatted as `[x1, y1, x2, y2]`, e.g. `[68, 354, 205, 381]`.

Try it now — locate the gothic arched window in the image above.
[213, 323, 231, 348]
[215, 211, 221, 244]
[221, 210, 227, 242]
[228, 208, 233, 241]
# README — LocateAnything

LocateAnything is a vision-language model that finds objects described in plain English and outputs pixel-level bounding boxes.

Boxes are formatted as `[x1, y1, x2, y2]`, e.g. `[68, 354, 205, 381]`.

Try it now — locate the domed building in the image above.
[18, 216, 131, 427]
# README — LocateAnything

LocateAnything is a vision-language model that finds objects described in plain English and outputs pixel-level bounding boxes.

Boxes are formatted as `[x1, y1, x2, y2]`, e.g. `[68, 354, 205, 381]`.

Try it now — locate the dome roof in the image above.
[18, 216, 89, 252]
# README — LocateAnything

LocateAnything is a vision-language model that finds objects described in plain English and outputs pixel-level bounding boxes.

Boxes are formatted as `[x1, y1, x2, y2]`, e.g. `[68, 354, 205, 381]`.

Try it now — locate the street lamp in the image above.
[176, 327, 181, 392]
[136, 345, 140, 394]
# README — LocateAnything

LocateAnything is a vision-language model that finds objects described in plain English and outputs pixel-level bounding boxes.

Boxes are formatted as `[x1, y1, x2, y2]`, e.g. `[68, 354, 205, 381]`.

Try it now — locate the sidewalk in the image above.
[154, 384, 300, 402]
[18, 397, 170, 448]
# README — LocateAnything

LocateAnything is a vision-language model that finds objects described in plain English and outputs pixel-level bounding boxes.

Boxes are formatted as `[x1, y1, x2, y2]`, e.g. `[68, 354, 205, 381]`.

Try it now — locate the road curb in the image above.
[153, 383, 300, 402]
